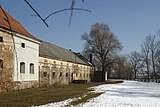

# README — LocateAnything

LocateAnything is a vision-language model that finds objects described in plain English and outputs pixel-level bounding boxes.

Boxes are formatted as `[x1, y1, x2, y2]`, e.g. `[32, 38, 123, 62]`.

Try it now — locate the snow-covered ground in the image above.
[37, 80, 160, 107]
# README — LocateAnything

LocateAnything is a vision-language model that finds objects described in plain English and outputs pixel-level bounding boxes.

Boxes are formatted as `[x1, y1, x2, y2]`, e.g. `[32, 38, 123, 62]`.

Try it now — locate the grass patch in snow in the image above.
[70, 92, 104, 106]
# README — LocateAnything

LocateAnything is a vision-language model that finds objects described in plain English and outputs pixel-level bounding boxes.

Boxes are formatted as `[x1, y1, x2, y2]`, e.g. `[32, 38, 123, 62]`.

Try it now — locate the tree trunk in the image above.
[146, 63, 150, 82]
[101, 64, 105, 82]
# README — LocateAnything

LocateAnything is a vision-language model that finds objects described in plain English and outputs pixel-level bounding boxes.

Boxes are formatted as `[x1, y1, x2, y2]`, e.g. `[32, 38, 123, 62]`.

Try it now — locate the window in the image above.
[0, 59, 3, 71]
[66, 73, 69, 77]
[21, 43, 25, 48]
[76, 73, 78, 77]
[86, 74, 88, 77]
[20, 62, 25, 73]
[60, 72, 62, 77]
[0, 36, 3, 42]
[52, 72, 55, 78]
[79, 73, 81, 77]
[43, 72, 47, 77]
[30, 63, 34, 74]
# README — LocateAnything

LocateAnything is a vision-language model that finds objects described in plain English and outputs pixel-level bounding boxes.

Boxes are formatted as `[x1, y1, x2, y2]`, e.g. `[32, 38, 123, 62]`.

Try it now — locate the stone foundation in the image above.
[13, 81, 39, 90]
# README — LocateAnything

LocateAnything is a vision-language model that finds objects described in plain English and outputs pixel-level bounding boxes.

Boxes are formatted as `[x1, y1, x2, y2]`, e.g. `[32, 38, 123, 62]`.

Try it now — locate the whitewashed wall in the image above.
[13, 33, 40, 81]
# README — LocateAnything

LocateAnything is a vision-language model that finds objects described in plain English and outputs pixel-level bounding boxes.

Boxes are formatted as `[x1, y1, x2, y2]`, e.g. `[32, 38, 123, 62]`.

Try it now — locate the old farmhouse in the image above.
[0, 7, 94, 91]
[39, 41, 94, 86]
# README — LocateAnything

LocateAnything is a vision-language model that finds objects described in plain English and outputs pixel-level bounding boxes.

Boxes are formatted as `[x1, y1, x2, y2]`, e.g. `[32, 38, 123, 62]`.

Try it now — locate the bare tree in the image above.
[141, 36, 151, 82]
[81, 23, 122, 82]
[148, 35, 160, 82]
[128, 35, 160, 82]
[112, 56, 133, 79]
[140, 35, 160, 82]
[129, 51, 142, 80]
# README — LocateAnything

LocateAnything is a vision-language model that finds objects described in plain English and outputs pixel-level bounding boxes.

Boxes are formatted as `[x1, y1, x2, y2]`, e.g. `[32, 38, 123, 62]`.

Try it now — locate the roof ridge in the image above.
[43, 41, 73, 53]
[0, 7, 40, 41]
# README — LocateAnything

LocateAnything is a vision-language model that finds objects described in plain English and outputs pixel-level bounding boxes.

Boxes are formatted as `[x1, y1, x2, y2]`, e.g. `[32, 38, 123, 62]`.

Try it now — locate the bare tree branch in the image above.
[45, 8, 91, 21]
[24, 0, 90, 27]
[24, 0, 49, 27]
[69, 0, 75, 25]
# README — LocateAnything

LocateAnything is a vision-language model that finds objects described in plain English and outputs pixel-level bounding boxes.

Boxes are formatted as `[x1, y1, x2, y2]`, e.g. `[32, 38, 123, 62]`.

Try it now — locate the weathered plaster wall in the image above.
[0, 30, 40, 91]
[39, 57, 93, 86]
[0, 30, 14, 91]
[14, 81, 39, 90]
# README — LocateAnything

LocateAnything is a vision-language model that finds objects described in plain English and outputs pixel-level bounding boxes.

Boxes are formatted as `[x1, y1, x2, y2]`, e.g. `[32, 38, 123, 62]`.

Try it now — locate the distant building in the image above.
[0, 7, 94, 91]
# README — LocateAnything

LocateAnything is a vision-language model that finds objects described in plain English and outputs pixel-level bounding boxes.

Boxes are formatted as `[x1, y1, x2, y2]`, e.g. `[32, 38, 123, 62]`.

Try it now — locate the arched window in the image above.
[30, 63, 34, 74]
[52, 72, 55, 78]
[43, 72, 47, 77]
[20, 62, 25, 73]
[0, 59, 3, 71]
[60, 72, 62, 77]
[79, 73, 81, 77]
[66, 73, 69, 77]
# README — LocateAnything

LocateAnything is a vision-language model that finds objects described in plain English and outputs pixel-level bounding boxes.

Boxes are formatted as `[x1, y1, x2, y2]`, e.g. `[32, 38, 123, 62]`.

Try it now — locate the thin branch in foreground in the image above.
[24, 0, 49, 27]
[44, 8, 91, 21]
[69, 0, 75, 25]
[24, 0, 90, 27]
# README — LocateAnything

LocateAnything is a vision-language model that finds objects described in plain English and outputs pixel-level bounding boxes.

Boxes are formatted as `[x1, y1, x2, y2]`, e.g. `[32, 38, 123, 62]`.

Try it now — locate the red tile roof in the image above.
[0, 7, 39, 41]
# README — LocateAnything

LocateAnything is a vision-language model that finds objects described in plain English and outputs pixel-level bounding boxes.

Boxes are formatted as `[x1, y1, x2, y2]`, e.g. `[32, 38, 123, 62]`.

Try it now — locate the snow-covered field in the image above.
[37, 80, 160, 107]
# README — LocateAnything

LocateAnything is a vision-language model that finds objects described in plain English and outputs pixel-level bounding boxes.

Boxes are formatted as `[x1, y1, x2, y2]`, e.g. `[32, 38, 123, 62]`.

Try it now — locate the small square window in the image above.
[0, 37, 3, 42]
[21, 43, 25, 48]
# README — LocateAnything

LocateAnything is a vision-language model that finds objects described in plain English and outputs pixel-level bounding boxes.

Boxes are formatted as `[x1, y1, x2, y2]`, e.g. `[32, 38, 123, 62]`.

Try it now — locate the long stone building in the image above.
[39, 41, 94, 86]
[0, 7, 94, 91]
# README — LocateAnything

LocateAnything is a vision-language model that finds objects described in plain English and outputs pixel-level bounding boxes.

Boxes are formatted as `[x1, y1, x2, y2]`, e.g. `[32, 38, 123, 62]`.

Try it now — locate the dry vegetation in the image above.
[0, 80, 123, 107]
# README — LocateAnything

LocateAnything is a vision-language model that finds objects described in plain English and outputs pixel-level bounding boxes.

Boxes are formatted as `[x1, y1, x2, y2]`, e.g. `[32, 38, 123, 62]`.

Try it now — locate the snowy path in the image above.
[78, 80, 160, 107]
[37, 81, 160, 107]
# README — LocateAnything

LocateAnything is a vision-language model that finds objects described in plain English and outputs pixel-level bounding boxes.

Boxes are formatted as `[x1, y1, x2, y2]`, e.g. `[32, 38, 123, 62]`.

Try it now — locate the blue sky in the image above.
[1, 0, 160, 54]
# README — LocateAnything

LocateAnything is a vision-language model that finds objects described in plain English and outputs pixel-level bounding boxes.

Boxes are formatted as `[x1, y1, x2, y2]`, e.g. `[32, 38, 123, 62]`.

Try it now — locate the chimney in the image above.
[89, 54, 92, 63]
